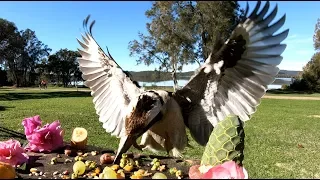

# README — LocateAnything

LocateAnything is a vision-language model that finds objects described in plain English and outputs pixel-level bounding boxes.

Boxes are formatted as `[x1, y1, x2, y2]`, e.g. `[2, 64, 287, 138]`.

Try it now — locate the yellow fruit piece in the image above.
[94, 167, 101, 174]
[71, 127, 88, 150]
[0, 162, 16, 179]
[99, 171, 117, 179]
[117, 172, 125, 179]
[73, 161, 86, 175]
[123, 164, 134, 172]
[130, 174, 143, 179]
[110, 164, 120, 171]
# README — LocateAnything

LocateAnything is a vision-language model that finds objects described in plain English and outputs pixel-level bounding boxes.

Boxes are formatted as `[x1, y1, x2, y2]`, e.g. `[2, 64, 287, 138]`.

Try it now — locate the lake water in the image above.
[75, 78, 292, 90]
[139, 78, 292, 90]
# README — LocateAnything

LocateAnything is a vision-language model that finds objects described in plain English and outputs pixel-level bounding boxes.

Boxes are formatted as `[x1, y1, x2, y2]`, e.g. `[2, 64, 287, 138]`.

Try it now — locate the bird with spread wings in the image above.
[76, 1, 289, 164]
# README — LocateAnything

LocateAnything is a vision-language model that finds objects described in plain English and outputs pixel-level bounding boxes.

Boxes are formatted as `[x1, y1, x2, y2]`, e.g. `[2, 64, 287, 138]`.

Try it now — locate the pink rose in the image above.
[22, 115, 42, 136]
[0, 139, 29, 167]
[201, 161, 248, 179]
[25, 120, 64, 152]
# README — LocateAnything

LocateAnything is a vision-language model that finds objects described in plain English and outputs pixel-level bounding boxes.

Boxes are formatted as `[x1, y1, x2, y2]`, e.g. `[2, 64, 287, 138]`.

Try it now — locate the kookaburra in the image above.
[76, 1, 288, 164]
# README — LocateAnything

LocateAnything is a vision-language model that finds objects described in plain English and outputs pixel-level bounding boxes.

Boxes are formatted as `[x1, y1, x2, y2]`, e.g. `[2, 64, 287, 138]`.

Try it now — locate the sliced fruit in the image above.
[70, 127, 88, 150]
[0, 162, 16, 179]
[100, 167, 118, 179]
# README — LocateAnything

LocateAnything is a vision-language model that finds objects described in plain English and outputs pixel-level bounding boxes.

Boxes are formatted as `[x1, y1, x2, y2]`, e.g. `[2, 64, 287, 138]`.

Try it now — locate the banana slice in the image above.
[71, 127, 88, 150]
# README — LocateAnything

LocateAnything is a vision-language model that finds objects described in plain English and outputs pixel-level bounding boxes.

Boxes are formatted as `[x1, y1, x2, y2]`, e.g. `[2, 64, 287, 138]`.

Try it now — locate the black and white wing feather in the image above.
[173, 1, 289, 146]
[77, 15, 142, 138]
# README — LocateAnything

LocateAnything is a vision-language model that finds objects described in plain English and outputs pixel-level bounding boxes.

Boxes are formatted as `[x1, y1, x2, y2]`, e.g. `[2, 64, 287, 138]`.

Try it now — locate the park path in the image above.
[263, 95, 320, 100]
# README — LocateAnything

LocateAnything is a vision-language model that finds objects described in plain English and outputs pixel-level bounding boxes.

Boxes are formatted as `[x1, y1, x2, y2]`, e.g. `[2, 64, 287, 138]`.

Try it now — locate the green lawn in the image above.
[1, 87, 320, 178]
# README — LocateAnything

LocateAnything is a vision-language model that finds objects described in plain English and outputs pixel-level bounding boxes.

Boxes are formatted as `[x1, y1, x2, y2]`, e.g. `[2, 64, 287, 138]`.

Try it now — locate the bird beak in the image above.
[113, 111, 164, 164]
[113, 135, 137, 164]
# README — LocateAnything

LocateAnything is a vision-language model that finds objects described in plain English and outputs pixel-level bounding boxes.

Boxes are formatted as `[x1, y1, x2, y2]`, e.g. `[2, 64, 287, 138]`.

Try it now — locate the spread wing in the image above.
[77, 15, 142, 138]
[173, 1, 289, 145]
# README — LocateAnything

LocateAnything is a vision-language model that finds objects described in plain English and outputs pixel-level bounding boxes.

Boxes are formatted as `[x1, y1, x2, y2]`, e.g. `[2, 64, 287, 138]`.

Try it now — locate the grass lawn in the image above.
[1, 87, 320, 178]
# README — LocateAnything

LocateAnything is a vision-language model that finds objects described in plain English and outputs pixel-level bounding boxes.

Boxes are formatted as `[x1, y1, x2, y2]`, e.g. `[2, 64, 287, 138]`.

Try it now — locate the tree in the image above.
[47, 49, 81, 87]
[19, 29, 51, 86]
[292, 18, 320, 92]
[0, 18, 25, 86]
[0, 19, 51, 86]
[129, 1, 243, 91]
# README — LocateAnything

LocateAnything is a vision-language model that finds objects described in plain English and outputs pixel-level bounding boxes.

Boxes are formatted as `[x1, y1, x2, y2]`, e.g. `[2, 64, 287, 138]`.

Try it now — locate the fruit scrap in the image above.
[77, 151, 83, 156]
[100, 153, 113, 164]
[158, 165, 166, 172]
[110, 164, 120, 171]
[71, 127, 88, 150]
[83, 153, 89, 157]
[151, 158, 159, 165]
[62, 175, 70, 179]
[91, 151, 98, 156]
[134, 169, 152, 177]
[169, 167, 178, 174]
[94, 167, 101, 174]
[65, 149, 72, 156]
[175, 170, 183, 178]
[152, 172, 167, 179]
[62, 170, 69, 175]
[74, 156, 84, 162]
[123, 164, 134, 172]
[73, 161, 86, 176]
[117, 171, 125, 179]
[100, 167, 118, 179]
[151, 161, 161, 171]
[119, 158, 127, 168]
[71, 173, 78, 179]
[135, 160, 141, 168]
[51, 157, 58, 164]
[130, 174, 143, 179]
[30, 168, 38, 173]
[88, 161, 97, 170]
[65, 159, 72, 164]
[85, 160, 92, 167]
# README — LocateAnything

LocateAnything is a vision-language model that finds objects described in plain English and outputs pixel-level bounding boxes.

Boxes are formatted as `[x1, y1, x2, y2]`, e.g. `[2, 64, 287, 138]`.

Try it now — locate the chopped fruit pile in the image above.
[19, 127, 187, 179]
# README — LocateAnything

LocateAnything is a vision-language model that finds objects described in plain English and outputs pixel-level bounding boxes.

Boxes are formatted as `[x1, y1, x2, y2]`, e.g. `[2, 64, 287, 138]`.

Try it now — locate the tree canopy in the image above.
[0, 18, 82, 87]
[128, 1, 244, 90]
[290, 18, 320, 92]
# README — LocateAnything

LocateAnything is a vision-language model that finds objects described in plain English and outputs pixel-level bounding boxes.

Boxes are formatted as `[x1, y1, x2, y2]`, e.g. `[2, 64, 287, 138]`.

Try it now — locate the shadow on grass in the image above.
[0, 126, 26, 140]
[0, 91, 91, 101]
[266, 89, 314, 94]
[0, 105, 15, 111]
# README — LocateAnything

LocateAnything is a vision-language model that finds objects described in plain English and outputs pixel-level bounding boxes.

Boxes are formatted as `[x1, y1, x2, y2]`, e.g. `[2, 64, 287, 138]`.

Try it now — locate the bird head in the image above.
[113, 91, 166, 163]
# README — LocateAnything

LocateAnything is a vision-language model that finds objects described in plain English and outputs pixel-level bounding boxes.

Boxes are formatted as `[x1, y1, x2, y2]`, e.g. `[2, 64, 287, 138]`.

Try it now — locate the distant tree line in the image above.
[285, 18, 320, 92]
[2, 1, 318, 92]
[0, 18, 82, 87]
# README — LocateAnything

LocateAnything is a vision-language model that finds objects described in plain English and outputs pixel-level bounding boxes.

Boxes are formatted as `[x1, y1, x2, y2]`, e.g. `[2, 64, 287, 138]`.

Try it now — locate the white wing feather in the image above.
[77, 19, 141, 138]
[174, 1, 289, 145]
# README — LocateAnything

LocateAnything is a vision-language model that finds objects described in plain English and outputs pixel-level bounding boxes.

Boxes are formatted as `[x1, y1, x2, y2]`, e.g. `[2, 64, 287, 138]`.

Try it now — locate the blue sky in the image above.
[0, 1, 319, 72]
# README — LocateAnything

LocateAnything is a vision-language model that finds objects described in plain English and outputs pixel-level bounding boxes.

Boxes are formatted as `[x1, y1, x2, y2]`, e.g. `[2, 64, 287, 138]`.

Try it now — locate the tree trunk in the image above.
[171, 58, 179, 92]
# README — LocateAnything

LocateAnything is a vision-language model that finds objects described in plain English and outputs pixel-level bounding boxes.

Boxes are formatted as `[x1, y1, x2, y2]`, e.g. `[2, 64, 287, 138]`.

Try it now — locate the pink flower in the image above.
[189, 161, 248, 179]
[202, 161, 248, 179]
[22, 115, 42, 136]
[24, 120, 64, 153]
[0, 139, 29, 167]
